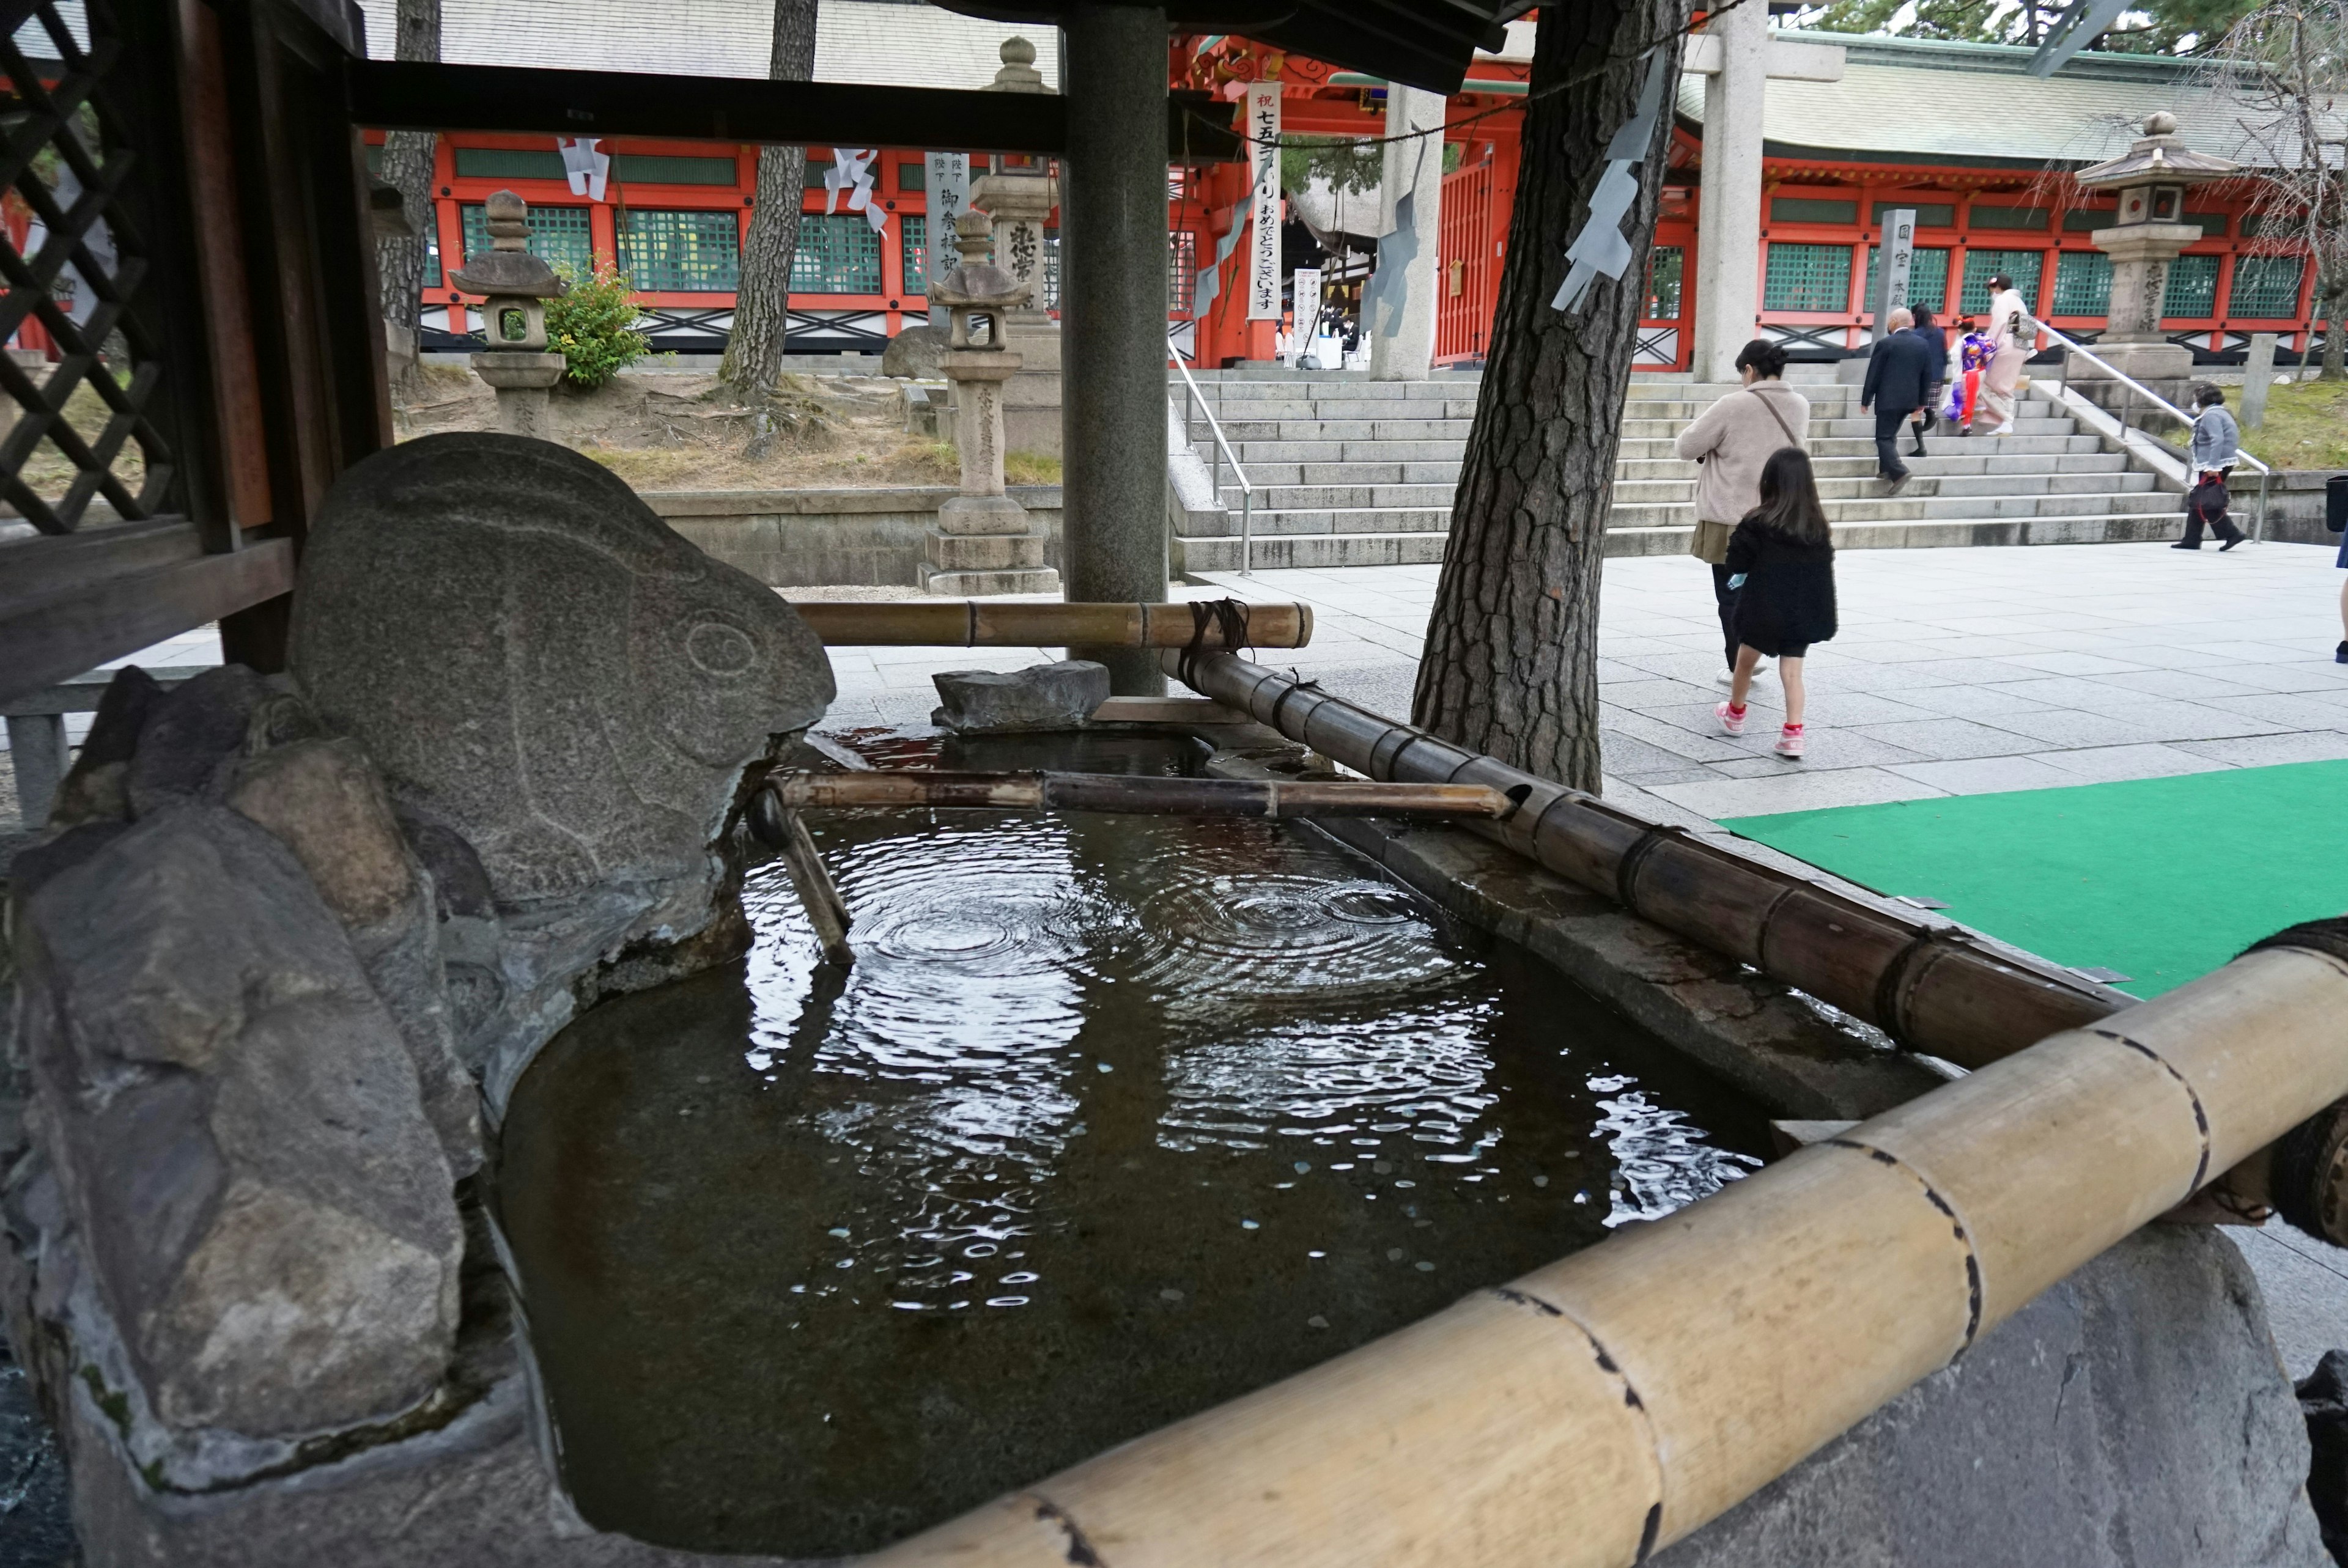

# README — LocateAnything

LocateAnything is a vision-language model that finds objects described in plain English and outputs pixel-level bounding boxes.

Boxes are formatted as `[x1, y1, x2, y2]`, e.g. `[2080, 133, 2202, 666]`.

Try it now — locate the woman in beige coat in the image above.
[1672, 339, 1811, 684]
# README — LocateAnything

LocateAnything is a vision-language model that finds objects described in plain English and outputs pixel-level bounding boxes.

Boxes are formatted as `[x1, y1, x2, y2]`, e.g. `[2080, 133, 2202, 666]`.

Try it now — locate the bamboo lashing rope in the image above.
[864, 935, 2348, 1568]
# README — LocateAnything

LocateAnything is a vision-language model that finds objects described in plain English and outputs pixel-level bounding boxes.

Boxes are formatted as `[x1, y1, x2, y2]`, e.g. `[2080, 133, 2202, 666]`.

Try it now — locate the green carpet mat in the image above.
[1721, 759, 2348, 999]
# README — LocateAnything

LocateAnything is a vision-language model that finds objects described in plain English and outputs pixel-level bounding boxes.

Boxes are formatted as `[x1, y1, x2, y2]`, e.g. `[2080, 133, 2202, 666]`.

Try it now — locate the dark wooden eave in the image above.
[345, 60, 1243, 161]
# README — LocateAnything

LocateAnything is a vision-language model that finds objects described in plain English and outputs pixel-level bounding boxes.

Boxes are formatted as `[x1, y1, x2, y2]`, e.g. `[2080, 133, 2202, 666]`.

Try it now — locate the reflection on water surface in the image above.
[497, 731, 1765, 1557]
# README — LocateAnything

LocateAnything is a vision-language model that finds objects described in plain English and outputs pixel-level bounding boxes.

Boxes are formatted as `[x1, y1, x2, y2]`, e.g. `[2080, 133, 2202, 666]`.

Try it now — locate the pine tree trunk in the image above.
[374, 0, 440, 397]
[2322, 278, 2347, 380]
[1410, 0, 1691, 792]
[720, 1, 821, 397]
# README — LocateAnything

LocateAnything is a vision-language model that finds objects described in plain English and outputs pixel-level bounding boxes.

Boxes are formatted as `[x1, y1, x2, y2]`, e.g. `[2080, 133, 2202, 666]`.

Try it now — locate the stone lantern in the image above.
[970, 36, 1063, 458]
[2072, 111, 2240, 414]
[922, 212, 1059, 595]
[448, 190, 568, 438]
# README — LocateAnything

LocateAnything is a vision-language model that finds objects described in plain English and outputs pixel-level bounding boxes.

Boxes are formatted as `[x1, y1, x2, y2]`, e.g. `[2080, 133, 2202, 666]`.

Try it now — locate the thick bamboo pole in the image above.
[763, 770, 1523, 820]
[789, 601, 1312, 649]
[864, 940, 2348, 1568]
[1163, 650, 2120, 1067]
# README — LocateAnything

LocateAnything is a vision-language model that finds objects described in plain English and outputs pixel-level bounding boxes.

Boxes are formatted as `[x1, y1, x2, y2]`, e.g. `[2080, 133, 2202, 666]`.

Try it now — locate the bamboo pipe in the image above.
[1162, 650, 2121, 1067]
[788, 600, 1312, 649]
[762, 770, 1526, 821]
[865, 939, 2348, 1568]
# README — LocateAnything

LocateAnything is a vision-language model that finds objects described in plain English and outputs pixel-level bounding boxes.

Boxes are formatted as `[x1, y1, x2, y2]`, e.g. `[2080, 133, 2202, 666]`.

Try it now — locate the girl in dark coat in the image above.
[1715, 446, 1839, 759]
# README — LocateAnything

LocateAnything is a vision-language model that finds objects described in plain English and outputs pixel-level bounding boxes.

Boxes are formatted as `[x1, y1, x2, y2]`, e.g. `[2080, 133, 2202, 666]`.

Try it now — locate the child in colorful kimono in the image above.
[1944, 319, 1995, 433]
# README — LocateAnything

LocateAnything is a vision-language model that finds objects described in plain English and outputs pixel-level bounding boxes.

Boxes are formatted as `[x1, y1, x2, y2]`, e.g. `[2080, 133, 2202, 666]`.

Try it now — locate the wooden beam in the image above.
[0, 536, 294, 704]
[343, 61, 1243, 162]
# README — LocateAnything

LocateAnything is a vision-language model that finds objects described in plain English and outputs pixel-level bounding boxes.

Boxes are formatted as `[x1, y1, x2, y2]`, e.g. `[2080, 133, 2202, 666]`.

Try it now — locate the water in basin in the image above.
[495, 730, 1767, 1556]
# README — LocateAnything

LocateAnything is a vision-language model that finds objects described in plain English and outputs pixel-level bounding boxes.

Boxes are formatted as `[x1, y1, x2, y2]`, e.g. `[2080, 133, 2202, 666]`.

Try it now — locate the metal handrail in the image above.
[2032, 317, 2272, 542]
[1168, 337, 1257, 576]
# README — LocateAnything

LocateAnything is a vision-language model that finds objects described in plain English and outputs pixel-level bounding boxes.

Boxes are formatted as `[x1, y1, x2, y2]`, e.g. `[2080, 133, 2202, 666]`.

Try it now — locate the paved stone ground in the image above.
[1178, 542, 2348, 827]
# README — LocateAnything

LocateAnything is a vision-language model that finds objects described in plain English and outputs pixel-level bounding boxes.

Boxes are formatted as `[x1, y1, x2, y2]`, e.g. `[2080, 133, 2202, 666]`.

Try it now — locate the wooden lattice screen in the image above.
[0, 0, 179, 534]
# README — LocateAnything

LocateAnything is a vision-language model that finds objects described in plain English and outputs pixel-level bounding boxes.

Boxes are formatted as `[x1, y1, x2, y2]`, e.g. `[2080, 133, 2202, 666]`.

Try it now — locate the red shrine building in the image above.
[220, 4, 2323, 373]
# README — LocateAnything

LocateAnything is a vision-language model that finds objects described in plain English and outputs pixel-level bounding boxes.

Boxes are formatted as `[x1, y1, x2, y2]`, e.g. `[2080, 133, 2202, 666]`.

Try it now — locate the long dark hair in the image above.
[1752, 446, 1833, 548]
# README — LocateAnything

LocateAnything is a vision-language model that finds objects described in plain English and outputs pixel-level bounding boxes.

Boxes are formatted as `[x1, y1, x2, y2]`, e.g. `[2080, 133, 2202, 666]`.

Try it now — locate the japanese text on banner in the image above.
[1246, 83, 1282, 322]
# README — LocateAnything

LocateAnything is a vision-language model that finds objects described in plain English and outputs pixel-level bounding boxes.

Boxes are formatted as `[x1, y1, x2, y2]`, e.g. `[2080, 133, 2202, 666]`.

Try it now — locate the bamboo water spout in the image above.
[789, 600, 1310, 649]
[760, 769, 1526, 820]
[1162, 650, 2121, 1068]
[865, 932, 2348, 1568]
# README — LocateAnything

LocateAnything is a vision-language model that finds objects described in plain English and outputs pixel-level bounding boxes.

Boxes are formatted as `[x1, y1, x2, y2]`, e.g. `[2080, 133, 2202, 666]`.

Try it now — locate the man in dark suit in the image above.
[1859, 307, 1940, 495]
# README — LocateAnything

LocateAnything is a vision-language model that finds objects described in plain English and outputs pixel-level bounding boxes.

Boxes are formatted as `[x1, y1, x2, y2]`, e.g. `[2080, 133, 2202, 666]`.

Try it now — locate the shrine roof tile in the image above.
[1678, 30, 2332, 172]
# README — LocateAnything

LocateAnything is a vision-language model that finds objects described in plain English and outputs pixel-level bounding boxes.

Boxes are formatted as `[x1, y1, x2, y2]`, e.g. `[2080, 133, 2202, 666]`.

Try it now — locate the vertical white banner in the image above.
[925, 153, 971, 275]
[925, 152, 972, 327]
[1246, 82, 1282, 321]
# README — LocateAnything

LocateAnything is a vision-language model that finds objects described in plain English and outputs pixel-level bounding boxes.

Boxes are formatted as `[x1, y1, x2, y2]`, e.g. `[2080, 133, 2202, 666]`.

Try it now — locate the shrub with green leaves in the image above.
[545, 262, 652, 389]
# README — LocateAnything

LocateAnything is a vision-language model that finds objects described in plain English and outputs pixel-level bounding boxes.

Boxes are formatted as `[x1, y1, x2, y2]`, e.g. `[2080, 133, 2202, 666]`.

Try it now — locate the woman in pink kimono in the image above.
[1974, 276, 2032, 436]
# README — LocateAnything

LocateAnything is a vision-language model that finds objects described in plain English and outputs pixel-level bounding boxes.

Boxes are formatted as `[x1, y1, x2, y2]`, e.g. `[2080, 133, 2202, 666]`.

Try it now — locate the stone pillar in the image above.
[2241, 331, 2279, 429]
[925, 349, 1058, 595]
[1061, 2, 1169, 696]
[473, 356, 563, 437]
[1692, 0, 1766, 384]
[975, 39, 1065, 458]
[1368, 85, 1444, 381]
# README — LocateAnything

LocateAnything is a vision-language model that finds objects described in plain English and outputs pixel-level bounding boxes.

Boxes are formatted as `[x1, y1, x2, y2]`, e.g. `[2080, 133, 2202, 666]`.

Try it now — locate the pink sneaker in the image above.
[1716, 701, 1748, 736]
[1774, 726, 1806, 760]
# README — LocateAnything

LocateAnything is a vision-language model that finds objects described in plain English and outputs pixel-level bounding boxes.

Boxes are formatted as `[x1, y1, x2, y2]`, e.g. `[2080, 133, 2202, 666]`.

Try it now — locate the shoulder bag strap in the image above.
[1748, 385, 1803, 449]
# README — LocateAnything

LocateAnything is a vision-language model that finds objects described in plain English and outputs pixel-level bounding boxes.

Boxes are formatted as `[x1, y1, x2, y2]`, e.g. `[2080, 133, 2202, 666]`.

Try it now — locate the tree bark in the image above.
[2321, 277, 2347, 380]
[720, 0, 821, 397]
[375, 0, 440, 396]
[1410, 0, 1692, 792]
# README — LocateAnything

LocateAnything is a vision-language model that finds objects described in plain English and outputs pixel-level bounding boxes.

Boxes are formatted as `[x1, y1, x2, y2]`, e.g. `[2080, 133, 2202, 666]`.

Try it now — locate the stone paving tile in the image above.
[2209, 691, 2348, 730]
[1881, 683, 2064, 721]
[2171, 730, 2348, 766]
[2095, 699, 2298, 741]
[1840, 717, 2041, 760]
[1598, 707, 1751, 764]
[1645, 767, 1951, 819]
[1990, 650, 2158, 677]
[1960, 707, 2165, 749]
[2089, 668, 2268, 702]
[1598, 677, 1722, 708]
[2032, 743, 2232, 784]
[1880, 755, 2081, 795]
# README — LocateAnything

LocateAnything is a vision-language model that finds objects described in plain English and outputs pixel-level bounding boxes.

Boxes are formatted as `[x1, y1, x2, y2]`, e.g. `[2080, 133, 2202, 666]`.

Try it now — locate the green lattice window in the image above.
[2231, 255, 2304, 318]
[1762, 242, 1852, 312]
[1170, 230, 1197, 314]
[461, 204, 594, 279]
[2050, 251, 2111, 315]
[1864, 246, 1951, 311]
[1043, 229, 1060, 312]
[2163, 252, 2220, 317]
[617, 210, 739, 293]
[1959, 249, 2043, 314]
[792, 213, 882, 293]
[1645, 245, 1684, 319]
[901, 214, 927, 291]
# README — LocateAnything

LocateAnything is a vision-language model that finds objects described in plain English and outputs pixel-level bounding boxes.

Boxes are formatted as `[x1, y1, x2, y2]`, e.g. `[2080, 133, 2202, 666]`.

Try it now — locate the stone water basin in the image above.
[494, 730, 1768, 1558]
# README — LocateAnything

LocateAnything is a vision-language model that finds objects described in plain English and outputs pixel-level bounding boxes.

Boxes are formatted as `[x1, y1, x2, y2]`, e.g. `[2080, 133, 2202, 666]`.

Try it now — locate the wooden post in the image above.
[748, 789, 854, 966]
[1165, 649, 2122, 1066]
[863, 939, 2348, 1568]
[763, 770, 1521, 820]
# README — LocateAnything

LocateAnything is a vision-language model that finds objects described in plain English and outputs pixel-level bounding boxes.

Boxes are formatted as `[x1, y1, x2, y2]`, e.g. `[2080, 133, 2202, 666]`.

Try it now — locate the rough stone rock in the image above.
[1654, 1225, 2326, 1567]
[2298, 1350, 2348, 1562]
[228, 740, 483, 1173]
[48, 666, 159, 828]
[880, 322, 947, 378]
[124, 665, 269, 818]
[931, 660, 1109, 733]
[11, 806, 463, 1450]
[287, 433, 835, 1102]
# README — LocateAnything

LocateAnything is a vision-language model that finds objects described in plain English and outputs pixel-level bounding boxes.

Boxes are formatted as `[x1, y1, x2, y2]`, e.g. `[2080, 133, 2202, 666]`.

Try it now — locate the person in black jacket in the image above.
[1715, 447, 1839, 759]
[1859, 307, 1941, 493]
[1906, 306, 1949, 457]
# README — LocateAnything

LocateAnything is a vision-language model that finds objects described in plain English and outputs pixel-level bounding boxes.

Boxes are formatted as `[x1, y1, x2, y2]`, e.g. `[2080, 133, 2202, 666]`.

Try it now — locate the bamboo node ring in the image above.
[1825, 1137, 1987, 1350]
[2088, 1028, 2213, 1190]
[1025, 1493, 1106, 1567]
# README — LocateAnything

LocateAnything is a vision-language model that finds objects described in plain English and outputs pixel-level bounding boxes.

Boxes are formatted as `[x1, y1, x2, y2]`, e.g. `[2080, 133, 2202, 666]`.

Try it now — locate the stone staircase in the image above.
[1169, 368, 2183, 574]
